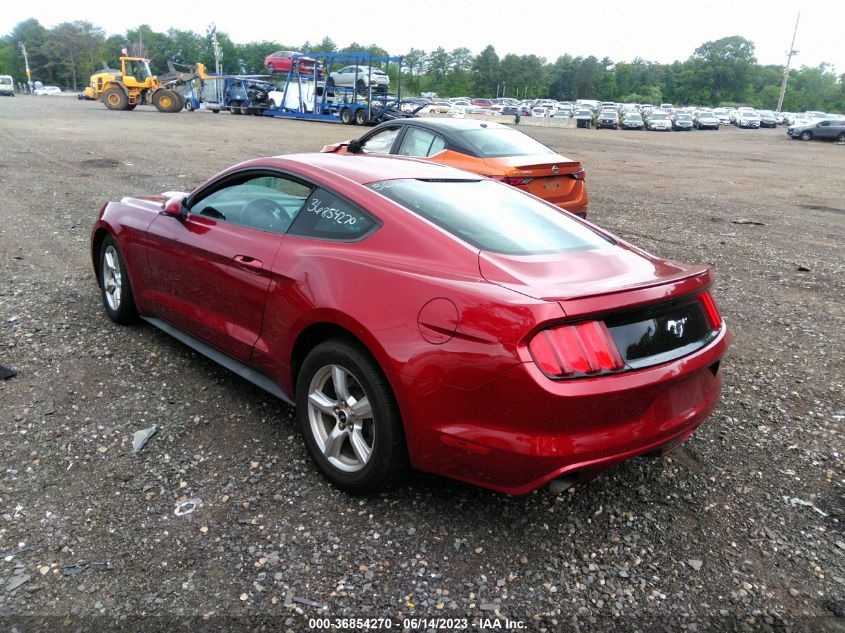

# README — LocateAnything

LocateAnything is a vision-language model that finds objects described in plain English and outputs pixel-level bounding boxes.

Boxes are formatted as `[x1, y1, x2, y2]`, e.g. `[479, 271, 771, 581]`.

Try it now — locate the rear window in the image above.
[368, 179, 611, 255]
[454, 128, 555, 158]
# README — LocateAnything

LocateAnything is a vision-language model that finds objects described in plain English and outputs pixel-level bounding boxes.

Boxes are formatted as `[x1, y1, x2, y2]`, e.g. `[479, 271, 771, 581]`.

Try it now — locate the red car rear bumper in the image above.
[394, 324, 728, 494]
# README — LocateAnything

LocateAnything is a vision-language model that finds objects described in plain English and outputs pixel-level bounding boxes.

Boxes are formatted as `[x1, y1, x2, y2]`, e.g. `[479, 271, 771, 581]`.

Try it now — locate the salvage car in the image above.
[735, 110, 760, 128]
[328, 65, 389, 93]
[672, 113, 693, 131]
[596, 111, 619, 129]
[91, 153, 728, 495]
[645, 111, 672, 131]
[787, 118, 845, 142]
[694, 112, 720, 130]
[321, 118, 589, 216]
[264, 51, 322, 76]
[574, 108, 593, 128]
[758, 110, 777, 128]
[621, 112, 644, 130]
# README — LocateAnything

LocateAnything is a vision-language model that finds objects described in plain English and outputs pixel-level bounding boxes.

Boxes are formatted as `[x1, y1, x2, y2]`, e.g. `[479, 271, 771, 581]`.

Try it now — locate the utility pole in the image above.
[776, 13, 800, 112]
[19, 42, 33, 93]
[208, 24, 222, 75]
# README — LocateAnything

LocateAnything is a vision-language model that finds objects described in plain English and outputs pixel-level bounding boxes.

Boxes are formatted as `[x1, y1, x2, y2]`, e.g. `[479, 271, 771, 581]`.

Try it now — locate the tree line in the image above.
[1, 18, 843, 112]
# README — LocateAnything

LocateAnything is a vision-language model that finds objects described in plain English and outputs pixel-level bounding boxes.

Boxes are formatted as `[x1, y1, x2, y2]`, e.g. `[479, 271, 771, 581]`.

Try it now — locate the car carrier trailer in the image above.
[262, 51, 415, 126]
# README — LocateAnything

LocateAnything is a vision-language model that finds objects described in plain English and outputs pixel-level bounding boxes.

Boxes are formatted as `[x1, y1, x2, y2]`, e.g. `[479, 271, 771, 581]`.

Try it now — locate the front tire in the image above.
[152, 89, 180, 113]
[99, 235, 137, 324]
[354, 108, 367, 126]
[339, 108, 353, 124]
[296, 339, 409, 494]
[800, 131, 812, 141]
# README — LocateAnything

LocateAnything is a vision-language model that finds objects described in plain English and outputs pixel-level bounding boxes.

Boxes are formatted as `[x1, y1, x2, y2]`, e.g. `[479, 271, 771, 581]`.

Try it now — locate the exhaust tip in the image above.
[548, 474, 579, 494]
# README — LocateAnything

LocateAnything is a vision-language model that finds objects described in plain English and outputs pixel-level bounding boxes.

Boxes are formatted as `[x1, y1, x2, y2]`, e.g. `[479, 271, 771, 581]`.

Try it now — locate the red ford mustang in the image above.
[91, 153, 728, 495]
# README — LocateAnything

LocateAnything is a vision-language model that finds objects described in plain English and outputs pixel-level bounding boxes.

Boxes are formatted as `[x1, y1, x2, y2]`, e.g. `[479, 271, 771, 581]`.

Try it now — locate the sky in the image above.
[4, 0, 843, 73]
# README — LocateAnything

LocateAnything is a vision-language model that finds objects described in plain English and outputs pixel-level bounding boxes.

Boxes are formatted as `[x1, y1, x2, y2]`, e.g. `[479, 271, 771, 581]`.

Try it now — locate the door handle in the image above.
[233, 255, 263, 270]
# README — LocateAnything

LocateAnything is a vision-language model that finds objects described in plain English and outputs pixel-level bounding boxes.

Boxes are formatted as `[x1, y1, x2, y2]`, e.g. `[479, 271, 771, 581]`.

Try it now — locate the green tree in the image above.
[471, 44, 499, 97]
[688, 35, 756, 103]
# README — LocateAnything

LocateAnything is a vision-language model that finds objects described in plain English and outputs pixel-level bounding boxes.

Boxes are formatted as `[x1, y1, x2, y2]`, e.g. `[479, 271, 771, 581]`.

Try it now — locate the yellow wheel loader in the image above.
[84, 57, 210, 113]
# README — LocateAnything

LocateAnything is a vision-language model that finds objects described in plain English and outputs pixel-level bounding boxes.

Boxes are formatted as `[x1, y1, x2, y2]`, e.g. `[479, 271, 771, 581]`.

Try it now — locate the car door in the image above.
[336, 66, 354, 87]
[359, 126, 403, 154]
[145, 171, 314, 361]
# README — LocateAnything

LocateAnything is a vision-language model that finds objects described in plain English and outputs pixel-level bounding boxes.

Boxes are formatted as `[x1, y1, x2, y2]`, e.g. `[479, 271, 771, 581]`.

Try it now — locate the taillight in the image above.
[496, 176, 534, 186]
[568, 168, 586, 181]
[699, 291, 723, 330]
[528, 321, 624, 378]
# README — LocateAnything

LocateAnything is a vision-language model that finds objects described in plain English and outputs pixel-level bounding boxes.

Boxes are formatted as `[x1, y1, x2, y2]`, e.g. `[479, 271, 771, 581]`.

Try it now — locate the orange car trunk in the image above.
[483, 154, 588, 213]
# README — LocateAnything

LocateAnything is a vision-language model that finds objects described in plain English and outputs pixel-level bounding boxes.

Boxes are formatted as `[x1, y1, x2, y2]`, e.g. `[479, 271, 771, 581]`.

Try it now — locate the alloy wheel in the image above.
[307, 364, 375, 472]
[102, 245, 122, 311]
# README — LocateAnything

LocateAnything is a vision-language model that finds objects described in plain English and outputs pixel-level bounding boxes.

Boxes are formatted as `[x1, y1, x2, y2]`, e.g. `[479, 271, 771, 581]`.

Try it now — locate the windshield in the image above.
[677, 114, 691, 120]
[367, 179, 611, 255]
[0, 77, 11, 85]
[455, 128, 556, 158]
[626, 113, 642, 120]
[651, 113, 669, 120]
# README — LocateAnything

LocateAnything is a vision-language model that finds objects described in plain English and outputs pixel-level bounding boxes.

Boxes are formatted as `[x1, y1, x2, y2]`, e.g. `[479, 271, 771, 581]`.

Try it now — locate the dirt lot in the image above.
[0, 96, 843, 632]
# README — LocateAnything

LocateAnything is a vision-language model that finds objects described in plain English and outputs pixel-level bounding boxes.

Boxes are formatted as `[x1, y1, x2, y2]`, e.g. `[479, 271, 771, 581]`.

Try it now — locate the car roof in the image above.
[376, 118, 512, 133]
[257, 152, 481, 185]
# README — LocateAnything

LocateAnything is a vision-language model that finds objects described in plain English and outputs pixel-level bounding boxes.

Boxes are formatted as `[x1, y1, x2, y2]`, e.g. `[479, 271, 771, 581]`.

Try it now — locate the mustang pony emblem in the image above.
[666, 317, 689, 338]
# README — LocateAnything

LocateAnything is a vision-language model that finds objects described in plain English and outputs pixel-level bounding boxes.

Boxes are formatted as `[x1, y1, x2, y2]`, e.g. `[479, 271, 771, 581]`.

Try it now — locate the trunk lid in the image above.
[483, 153, 581, 177]
[478, 244, 711, 316]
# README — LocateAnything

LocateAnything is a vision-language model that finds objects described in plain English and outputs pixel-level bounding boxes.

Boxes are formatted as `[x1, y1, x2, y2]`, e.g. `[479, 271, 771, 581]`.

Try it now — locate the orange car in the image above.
[320, 119, 588, 217]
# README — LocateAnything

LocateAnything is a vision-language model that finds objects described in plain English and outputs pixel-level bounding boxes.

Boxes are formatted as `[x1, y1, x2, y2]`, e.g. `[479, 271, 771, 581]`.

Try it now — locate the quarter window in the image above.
[190, 174, 313, 235]
[288, 189, 378, 241]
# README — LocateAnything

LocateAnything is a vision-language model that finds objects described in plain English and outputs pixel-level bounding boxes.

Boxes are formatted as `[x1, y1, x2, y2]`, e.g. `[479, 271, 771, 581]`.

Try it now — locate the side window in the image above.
[361, 127, 401, 154]
[288, 189, 378, 241]
[397, 128, 447, 157]
[190, 174, 313, 235]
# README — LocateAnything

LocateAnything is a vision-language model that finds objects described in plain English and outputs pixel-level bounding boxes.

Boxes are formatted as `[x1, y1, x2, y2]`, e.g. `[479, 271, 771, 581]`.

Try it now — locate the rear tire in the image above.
[354, 108, 367, 126]
[838, 132, 845, 143]
[339, 108, 353, 125]
[296, 339, 409, 494]
[99, 235, 138, 324]
[103, 87, 127, 111]
[185, 99, 194, 112]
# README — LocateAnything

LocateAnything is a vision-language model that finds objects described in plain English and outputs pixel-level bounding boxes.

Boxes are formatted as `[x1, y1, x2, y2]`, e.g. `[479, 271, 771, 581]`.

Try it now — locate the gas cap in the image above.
[417, 298, 459, 344]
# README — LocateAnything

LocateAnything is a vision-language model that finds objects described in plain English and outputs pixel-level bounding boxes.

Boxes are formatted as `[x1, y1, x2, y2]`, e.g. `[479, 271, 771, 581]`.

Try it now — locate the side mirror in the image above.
[347, 139, 363, 154]
[162, 195, 188, 219]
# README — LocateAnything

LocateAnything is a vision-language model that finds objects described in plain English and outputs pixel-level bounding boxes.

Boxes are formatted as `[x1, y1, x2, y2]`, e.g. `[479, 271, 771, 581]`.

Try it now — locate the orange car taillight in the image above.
[568, 168, 586, 181]
[699, 291, 723, 330]
[497, 176, 534, 186]
[528, 321, 624, 378]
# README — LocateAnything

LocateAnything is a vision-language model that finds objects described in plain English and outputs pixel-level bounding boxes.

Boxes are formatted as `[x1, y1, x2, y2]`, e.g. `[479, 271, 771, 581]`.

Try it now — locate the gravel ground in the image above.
[0, 96, 843, 632]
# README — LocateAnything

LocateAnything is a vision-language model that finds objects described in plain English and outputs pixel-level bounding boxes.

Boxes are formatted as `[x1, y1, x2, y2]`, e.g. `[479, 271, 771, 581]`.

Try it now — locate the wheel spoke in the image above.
[332, 365, 352, 404]
[349, 426, 372, 464]
[308, 390, 337, 415]
[322, 424, 345, 459]
[351, 396, 372, 420]
[104, 250, 116, 272]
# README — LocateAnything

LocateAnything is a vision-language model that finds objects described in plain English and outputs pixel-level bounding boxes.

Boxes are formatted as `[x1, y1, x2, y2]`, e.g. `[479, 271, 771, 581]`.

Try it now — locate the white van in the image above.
[0, 75, 14, 96]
